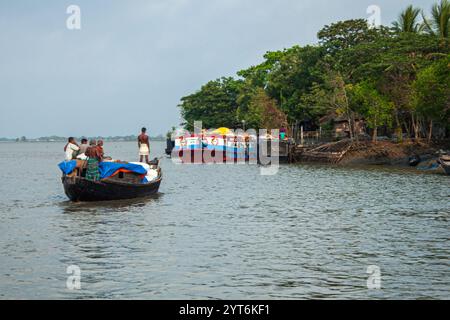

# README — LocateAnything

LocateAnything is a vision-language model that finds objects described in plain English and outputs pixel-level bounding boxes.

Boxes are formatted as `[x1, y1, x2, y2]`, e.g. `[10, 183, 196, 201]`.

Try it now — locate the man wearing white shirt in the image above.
[64, 137, 80, 161]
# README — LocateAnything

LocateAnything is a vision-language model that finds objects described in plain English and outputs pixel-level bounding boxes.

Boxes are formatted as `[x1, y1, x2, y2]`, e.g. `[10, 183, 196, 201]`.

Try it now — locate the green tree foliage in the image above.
[422, 0, 450, 38]
[317, 19, 381, 53]
[393, 5, 423, 33]
[179, 77, 242, 130]
[348, 82, 394, 142]
[297, 65, 354, 134]
[413, 55, 450, 139]
[241, 88, 288, 130]
[338, 32, 448, 137]
[237, 50, 286, 88]
[298, 82, 333, 122]
[265, 46, 325, 121]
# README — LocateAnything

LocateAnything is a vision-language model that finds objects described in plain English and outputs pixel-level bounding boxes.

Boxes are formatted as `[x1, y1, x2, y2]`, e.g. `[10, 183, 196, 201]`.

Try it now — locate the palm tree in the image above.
[393, 5, 423, 33]
[422, 0, 450, 38]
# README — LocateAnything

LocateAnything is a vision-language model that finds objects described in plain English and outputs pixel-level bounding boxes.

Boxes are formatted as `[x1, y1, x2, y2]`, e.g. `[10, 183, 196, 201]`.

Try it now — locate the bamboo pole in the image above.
[301, 126, 304, 146]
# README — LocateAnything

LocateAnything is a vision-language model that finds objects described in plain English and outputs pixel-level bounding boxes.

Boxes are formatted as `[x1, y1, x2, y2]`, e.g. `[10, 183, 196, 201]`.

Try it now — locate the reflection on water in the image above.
[0, 141, 449, 299]
[59, 194, 163, 215]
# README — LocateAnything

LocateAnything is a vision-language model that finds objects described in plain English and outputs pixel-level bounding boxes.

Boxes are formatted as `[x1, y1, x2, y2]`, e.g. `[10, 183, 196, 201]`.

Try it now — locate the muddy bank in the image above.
[296, 139, 449, 168]
[341, 141, 443, 166]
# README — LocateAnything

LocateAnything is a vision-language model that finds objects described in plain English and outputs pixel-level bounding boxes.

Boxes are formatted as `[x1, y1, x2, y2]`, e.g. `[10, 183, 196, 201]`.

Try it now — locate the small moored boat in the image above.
[409, 155, 421, 167]
[59, 159, 162, 202]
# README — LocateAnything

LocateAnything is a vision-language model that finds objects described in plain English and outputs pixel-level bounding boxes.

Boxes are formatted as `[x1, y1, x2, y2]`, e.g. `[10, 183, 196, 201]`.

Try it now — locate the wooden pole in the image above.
[301, 126, 304, 146]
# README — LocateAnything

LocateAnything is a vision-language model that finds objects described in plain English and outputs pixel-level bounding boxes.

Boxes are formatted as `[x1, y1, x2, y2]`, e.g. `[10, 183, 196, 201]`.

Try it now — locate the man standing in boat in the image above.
[138, 127, 150, 163]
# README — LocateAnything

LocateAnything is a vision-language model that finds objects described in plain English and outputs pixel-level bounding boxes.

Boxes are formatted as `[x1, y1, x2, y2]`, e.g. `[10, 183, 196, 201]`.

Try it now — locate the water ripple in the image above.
[0, 142, 449, 299]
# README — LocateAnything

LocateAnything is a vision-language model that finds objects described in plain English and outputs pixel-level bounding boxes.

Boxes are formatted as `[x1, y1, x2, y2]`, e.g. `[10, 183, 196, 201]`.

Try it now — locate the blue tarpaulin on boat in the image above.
[58, 161, 148, 179]
[58, 161, 77, 175]
[98, 162, 147, 179]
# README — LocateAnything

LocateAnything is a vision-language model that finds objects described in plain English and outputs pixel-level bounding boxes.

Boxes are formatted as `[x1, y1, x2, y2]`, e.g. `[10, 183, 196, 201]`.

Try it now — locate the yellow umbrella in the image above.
[212, 127, 232, 135]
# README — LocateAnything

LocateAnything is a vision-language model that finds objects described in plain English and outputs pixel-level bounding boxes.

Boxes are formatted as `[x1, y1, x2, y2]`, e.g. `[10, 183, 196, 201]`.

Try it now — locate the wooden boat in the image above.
[438, 155, 450, 175]
[409, 155, 421, 167]
[62, 161, 162, 202]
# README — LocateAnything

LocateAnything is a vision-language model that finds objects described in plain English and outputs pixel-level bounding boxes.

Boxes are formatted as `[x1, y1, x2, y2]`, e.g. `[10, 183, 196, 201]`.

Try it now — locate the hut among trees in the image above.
[319, 113, 366, 139]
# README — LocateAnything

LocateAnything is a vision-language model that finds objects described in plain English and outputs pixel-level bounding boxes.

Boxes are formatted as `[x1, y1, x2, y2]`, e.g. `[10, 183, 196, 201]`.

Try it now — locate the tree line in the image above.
[179, 1, 450, 142]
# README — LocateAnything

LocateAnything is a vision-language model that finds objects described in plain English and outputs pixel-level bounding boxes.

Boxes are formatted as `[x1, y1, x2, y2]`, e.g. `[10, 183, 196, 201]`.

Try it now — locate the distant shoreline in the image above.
[0, 136, 166, 143]
[0, 138, 166, 143]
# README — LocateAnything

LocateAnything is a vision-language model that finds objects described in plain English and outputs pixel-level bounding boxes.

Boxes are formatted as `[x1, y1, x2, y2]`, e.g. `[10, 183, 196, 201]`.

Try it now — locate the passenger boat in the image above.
[172, 133, 291, 164]
[59, 159, 162, 202]
[173, 129, 258, 164]
[438, 155, 450, 175]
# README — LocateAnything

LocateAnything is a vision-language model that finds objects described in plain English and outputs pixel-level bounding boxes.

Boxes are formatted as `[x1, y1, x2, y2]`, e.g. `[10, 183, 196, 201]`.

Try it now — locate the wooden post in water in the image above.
[300, 126, 304, 147]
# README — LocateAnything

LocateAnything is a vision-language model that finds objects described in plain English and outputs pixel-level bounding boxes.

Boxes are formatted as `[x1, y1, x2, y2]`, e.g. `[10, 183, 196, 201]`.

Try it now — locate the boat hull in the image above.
[438, 157, 450, 175]
[62, 176, 161, 202]
[441, 163, 450, 175]
[409, 155, 421, 167]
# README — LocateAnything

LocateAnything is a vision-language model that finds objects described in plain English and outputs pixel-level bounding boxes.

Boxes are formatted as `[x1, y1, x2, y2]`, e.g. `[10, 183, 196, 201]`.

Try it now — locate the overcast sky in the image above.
[0, 0, 434, 138]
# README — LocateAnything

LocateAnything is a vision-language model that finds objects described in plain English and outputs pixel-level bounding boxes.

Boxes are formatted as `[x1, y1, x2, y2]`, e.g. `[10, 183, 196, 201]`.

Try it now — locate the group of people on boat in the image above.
[64, 138, 104, 161]
[63, 128, 151, 182]
[64, 138, 105, 181]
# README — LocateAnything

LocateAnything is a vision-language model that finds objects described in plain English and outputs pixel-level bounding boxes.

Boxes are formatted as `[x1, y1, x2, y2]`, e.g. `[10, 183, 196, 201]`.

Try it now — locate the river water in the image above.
[0, 141, 448, 299]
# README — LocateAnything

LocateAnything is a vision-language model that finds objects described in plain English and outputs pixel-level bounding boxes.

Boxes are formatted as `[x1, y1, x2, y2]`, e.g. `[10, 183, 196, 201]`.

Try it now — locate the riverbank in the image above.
[342, 140, 445, 166]
[295, 139, 449, 169]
